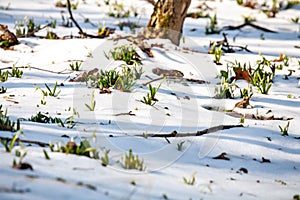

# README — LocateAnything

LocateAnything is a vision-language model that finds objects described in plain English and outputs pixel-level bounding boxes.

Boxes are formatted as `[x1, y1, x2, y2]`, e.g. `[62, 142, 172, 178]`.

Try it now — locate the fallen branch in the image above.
[0, 136, 49, 147]
[136, 124, 243, 138]
[66, 0, 114, 38]
[113, 111, 136, 116]
[142, 77, 164, 86]
[222, 22, 277, 33]
[209, 33, 252, 53]
[142, 76, 208, 86]
[0, 66, 72, 74]
[227, 111, 293, 121]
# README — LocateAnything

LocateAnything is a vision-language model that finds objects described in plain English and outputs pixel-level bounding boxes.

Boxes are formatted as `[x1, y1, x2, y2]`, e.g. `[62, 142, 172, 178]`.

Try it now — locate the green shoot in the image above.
[183, 173, 196, 185]
[43, 149, 50, 160]
[69, 61, 82, 71]
[177, 141, 185, 151]
[101, 149, 110, 166]
[85, 90, 96, 111]
[45, 82, 61, 97]
[141, 83, 161, 106]
[123, 149, 145, 171]
[279, 121, 290, 136]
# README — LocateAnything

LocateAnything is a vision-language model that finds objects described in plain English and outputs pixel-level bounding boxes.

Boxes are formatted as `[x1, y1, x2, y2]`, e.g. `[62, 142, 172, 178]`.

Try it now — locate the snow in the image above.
[0, 0, 300, 199]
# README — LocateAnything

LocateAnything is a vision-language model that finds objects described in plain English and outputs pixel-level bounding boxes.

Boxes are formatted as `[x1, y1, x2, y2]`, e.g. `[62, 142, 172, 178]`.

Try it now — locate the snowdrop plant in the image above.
[250, 67, 273, 94]
[240, 86, 253, 100]
[123, 149, 145, 171]
[279, 121, 290, 136]
[0, 70, 9, 82]
[85, 90, 96, 111]
[290, 16, 299, 24]
[177, 141, 185, 151]
[183, 173, 196, 186]
[100, 149, 110, 166]
[49, 138, 99, 159]
[114, 73, 136, 92]
[107, 1, 131, 18]
[0, 130, 22, 152]
[282, 54, 289, 66]
[69, 61, 82, 71]
[105, 45, 142, 65]
[9, 67, 23, 78]
[0, 106, 21, 132]
[205, 14, 220, 34]
[29, 112, 65, 127]
[240, 113, 246, 124]
[12, 149, 28, 168]
[214, 78, 236, 99]
[98, 69, 120, 89]
[121, 64, 143, 80]
[214, 45, 223, 65]
[15, 17, 39, 37]
[44, 82, 61, 97]
[141, 83, 161, 106]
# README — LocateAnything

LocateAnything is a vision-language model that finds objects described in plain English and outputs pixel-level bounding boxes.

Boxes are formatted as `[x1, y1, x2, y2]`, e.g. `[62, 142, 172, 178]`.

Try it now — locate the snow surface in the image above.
[0, 0, 300, 199]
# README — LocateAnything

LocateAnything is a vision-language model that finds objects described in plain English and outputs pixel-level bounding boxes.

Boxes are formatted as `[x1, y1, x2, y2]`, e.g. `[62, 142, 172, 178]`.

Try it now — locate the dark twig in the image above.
[66, 0, 111, 38]
[0, 66, 72, 74]
[210, 33, 252, 53]
[135, 124, 243, 138]
[227, 111, 293, 121]
[113, 111, 136, 116]
[0, 136, 49, 147]
[142, 76, 208, 86]
[142, 77, 164, 86]
[222, 22, 277, 33]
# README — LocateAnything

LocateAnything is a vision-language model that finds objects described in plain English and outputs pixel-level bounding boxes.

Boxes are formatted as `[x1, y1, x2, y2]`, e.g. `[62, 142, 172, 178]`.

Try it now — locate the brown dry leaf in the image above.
[242, 1, 258, 9]
[140, 46, 153, 57]
[213, 152, 230, 160]
[13, 163, 33, 171]
[233, 68, 251, 82]
[235, 98, 251, 108]
[273, 53, 283, 62]
[100, 88, 111, 94]
[0, 24, 19, 49]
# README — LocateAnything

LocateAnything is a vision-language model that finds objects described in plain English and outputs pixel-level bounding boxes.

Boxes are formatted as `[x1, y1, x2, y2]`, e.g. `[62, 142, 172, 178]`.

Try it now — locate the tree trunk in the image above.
[146, 0, 191, 45]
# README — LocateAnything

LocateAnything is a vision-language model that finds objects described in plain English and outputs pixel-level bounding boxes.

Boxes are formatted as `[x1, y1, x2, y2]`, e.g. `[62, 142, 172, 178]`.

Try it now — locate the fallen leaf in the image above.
[238, 167, 248, 174]
[273, 53, 283, 62]
[235, 98, 251, 108]
[13, 163, 33, 171]
[261, 157, 271, 163]
[213, 152, 230, 160]
[183, 96, 190, 100]
[232, 68, 251, 82]
[100, 88, 111, 94]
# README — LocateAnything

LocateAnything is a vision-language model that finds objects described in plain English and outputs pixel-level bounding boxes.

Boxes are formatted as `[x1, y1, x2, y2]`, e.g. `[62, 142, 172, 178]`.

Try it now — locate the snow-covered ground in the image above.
[0, 0, 300, 199]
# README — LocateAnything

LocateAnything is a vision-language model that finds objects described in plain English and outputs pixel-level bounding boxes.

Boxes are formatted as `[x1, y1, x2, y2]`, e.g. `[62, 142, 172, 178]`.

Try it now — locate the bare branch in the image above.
[222, 22, 277, 33]
[0, 66, 72, 74]
[0, 136, 49, 147]
[136, 124, 244, 138]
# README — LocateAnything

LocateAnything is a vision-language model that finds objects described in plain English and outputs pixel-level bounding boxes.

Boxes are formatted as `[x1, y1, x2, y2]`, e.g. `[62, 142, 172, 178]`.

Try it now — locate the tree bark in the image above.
[146, 0, 191, 45]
